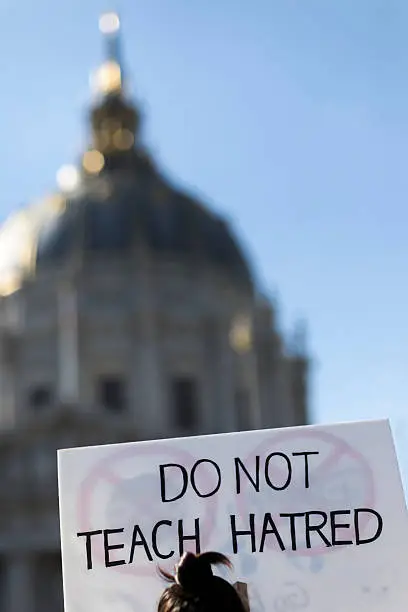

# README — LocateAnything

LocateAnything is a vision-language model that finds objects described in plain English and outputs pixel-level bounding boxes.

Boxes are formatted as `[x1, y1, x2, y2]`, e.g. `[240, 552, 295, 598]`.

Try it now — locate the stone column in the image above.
[137, 310, 163, 432]
[57, 282, 79, 404]
[133, 261, 163, 435]
[0, 332, 17, 428]
[216, 320, 236, 432]
[273, 353, 292, 428]
[0, 334, 8, 425]
[201, 317, 218, 433]
[248, 348, 262, 430]
[7, 553, 33, 612]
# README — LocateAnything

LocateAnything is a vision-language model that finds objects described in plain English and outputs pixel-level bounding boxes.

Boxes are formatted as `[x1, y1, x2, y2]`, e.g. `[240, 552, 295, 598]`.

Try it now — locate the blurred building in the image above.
[0, 14, 310, 612]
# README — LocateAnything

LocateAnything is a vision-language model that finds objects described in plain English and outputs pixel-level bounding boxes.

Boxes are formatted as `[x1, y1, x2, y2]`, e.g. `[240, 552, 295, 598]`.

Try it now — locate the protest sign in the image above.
[58, 419, 408, 612]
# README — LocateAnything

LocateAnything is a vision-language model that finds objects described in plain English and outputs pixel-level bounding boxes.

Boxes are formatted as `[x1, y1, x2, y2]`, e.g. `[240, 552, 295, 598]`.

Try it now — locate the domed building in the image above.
[0, 14, 310, 612]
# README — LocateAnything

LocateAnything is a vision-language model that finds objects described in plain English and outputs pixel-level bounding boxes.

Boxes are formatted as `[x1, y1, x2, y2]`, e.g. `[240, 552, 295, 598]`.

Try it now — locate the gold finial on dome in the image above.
[89, 12, 140, 154]
[95, 11, 124, 96]
[95, 61, 122, 95]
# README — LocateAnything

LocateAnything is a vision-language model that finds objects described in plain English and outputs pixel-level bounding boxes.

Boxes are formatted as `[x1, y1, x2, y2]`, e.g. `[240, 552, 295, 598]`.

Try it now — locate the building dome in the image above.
[36, 172, 251, 279]
[0, 14, 252, 297]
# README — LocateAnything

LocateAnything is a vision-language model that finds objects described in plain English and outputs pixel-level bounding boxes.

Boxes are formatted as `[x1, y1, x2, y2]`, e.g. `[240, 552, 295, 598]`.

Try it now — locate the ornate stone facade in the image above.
[0, 14, 310, 612]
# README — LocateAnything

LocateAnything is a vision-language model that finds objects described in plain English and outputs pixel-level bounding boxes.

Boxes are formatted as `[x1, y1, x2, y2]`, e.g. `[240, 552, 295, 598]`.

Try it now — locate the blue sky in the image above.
[1, 1, 408, 477]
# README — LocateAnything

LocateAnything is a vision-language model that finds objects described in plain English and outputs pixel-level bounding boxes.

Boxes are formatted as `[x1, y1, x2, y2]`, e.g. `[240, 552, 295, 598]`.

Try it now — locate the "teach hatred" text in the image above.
[77, 507, 383, 570]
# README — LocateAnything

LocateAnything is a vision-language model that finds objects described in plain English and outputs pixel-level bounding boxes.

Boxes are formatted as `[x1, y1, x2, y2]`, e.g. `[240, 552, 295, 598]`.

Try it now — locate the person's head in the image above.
[158, 552, 247, 612]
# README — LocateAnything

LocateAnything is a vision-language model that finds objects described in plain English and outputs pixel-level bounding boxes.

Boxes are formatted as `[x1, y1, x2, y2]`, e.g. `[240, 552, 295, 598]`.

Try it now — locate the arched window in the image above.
[171, 377, 198, 429]
[97, 376, 126, 412]
[28, 385, 52, 409]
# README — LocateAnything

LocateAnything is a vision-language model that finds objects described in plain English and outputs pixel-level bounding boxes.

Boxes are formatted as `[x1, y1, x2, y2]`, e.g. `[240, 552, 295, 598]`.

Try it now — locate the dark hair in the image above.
[158, 552, 247, 612]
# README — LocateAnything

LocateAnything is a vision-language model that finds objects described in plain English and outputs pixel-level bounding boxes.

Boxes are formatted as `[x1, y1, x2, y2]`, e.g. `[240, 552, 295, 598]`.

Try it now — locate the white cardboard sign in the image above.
[58, 419, 408, 612]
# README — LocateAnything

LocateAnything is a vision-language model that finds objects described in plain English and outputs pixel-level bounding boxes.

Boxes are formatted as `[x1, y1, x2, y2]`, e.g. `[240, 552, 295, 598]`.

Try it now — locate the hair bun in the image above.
[174, 552, 232, 595]
[175, 553, 213, 593]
